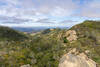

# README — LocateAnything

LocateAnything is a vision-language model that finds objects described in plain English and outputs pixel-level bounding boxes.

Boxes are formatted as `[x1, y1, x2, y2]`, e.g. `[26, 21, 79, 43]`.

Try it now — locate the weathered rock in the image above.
[65, 30, 78, 42]
[20, 64, 31, 67]
[66, 30, 77, 36]
[59, 49, 96, 67]
[68, 48, 79, 55]
[85, 50, 90, 54]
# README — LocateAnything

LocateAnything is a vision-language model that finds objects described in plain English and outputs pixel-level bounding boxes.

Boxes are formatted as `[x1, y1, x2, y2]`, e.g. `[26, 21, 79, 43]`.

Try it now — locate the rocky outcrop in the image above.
[65, 30, 78, 42]
[59, 48, 96, 67]
[20, 64, 31, 67]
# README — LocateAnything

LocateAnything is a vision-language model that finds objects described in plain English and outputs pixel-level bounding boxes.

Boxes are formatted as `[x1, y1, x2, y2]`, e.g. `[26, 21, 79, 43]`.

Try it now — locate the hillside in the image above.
[69, 20, 100, 66]
[0, 26, 28, 41]
[0, 21, 99, 67]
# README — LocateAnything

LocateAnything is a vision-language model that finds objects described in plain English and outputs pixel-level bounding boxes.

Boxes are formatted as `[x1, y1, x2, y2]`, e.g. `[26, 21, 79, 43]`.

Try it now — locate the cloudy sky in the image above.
[0, 0, 100, 27]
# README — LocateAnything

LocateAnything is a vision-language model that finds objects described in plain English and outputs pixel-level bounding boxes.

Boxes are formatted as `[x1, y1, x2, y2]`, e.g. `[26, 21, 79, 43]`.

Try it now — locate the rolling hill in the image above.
[0, 20, 99, 67]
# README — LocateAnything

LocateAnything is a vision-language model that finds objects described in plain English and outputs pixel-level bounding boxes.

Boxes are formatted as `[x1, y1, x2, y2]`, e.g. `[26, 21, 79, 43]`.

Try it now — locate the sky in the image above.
[0, 0, 100, 27]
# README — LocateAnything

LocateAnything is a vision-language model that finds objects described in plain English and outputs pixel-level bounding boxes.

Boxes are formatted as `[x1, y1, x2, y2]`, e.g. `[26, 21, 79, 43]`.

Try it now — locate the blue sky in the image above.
[0, 0, 100, 27]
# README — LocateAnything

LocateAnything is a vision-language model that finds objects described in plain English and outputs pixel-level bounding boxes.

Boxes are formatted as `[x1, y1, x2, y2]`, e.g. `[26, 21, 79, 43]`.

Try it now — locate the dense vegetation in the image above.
[0, 20, 100, 67]
[0, 26, 28, 41]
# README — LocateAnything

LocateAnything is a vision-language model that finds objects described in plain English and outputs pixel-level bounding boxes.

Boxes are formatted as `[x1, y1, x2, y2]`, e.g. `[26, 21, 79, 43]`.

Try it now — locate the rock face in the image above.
[59, 48, 96, 67]
[65, 30, 78, 42]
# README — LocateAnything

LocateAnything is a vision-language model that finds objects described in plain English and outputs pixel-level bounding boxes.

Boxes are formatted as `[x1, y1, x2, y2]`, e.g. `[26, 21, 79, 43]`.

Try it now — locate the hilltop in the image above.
[0, 20, 99, 67]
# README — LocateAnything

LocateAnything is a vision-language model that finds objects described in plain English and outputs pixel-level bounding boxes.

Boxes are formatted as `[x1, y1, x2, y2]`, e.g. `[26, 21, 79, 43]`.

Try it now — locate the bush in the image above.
[63, 37, 68, 43]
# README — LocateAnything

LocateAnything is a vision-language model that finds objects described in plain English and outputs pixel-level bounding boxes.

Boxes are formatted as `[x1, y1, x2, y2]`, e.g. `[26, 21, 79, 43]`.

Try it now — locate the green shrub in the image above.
[63, 37, 68, 43]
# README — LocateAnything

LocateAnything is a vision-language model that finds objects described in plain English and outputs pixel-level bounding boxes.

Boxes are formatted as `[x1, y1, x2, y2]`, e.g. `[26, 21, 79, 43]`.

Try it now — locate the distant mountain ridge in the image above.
[12, 27, 69, 33]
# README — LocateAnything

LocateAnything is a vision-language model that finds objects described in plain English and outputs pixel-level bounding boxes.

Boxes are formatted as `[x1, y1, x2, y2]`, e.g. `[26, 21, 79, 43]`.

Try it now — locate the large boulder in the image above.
[59, 49, 96, 67]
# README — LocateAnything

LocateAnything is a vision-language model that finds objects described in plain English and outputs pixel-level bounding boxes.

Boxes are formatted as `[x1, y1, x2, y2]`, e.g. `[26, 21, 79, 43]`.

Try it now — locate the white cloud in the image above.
[2, 0, 100, 27]
[0, 0, 78, 18]
[36, 0, 78, 17]
[50, 7, 70, 17]
[79, 0, 100, 18]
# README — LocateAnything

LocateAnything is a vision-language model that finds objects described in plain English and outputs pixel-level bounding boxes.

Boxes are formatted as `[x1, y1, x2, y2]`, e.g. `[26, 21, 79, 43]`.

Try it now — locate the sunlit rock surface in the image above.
[65, 30, 78, 42]
[59, 49, 96, 67]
